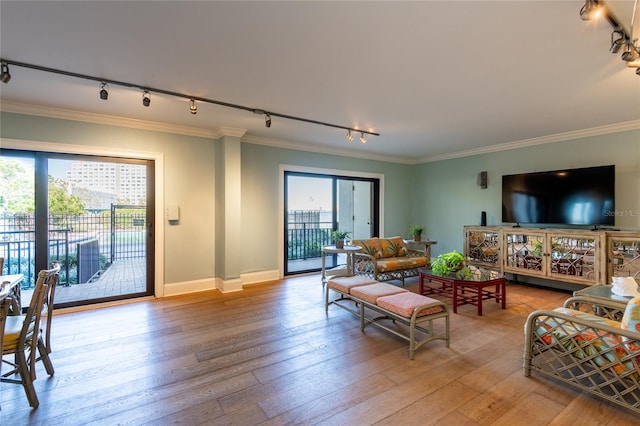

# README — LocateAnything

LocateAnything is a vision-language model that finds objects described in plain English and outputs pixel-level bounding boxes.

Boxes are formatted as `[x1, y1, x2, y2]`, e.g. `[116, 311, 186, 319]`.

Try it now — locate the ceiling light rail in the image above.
[0, 59, 380, 138]
[579, 0, 640, 76]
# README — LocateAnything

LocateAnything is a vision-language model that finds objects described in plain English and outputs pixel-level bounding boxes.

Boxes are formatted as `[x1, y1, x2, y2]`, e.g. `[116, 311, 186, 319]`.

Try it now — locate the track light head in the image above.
[0, 62, 11, 84]
[580, 0, 603, 21]
[99, 82, 108, 100]
[610, 30, 625, 53]
[0, 59, 380, 140]
[142, 90, 150, 107]
[622, 42, 640, 62]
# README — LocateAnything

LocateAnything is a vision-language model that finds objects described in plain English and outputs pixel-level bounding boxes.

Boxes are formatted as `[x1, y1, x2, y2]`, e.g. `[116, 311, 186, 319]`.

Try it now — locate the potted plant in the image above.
[332, 230, 351, 249]
[431, 250, 470, 278]
[409, 225, 424, 242]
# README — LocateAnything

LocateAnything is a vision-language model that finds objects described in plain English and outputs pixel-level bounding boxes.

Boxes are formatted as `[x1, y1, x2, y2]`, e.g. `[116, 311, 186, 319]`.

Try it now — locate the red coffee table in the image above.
[419, 268, 506, 316]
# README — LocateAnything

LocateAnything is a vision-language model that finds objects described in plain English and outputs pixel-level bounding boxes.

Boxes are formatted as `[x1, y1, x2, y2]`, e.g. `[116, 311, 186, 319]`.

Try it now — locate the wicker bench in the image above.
[325, 276, 450, 359]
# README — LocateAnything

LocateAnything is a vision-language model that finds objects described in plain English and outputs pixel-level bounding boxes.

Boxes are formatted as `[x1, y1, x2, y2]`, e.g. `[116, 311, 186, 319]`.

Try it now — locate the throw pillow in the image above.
[621, 296, 640, 336]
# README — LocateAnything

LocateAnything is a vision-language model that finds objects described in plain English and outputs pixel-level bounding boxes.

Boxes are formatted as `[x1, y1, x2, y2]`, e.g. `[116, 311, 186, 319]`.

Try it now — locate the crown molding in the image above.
[3, 101, 637, 165]
[0, 101, 247, 139]
[418, 119, 640, 163]
[241, 134, 415, 164]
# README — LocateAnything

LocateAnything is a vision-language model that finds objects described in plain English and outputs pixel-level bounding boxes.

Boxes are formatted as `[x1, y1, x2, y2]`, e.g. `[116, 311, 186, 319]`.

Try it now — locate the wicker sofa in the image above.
[351, 236, 430, 285]
[524, 295, 640, 414]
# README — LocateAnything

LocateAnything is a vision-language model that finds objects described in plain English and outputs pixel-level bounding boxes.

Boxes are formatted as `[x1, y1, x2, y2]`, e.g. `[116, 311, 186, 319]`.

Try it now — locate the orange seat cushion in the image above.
[327, 276, 378, 293]
[2, 315, 25, 352]
[377, 292, 445, 318]
[376, 256, 429, 272]
[350, 283, 408, 304]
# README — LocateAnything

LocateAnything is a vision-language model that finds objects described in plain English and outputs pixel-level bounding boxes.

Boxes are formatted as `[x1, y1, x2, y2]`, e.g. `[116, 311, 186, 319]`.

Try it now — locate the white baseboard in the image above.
[161, 269, 281, 296]
[163, 278, 217, 297]
[241, 269, 280, 286]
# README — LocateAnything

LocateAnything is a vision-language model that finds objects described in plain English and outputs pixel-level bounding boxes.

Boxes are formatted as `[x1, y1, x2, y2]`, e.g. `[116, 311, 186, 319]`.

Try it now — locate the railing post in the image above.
[63, 229, 70, 285]
[110, 204, 116, 263]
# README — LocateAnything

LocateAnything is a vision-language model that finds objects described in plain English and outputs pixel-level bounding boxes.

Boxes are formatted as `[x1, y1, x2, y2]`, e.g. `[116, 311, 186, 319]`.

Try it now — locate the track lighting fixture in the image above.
[580, 0, 603, 21]
[610, 30, 625, 53]
[621, 42, 639, 62]
[142, 90, 150, 107]
[347, 130, 354, 141]
[628, 58, 640, 68]
[0, 58, 382, 138]
[99, 82, 108, 100]
[359, 132, 366, 144]
[0, 62, 10, 84]
[579, 0, 640, 76]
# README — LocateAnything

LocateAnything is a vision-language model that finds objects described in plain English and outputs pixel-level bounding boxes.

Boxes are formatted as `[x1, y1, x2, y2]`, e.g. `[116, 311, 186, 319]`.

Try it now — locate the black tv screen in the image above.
[501, 165, 615, 226]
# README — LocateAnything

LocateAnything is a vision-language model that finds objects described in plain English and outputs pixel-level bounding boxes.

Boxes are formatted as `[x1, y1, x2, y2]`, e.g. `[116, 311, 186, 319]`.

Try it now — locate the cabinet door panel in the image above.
[503, 231, 546, 277]
[548, 235, 597, 282]
[608, 236, 640, 285]
[465, 227, 500, 269]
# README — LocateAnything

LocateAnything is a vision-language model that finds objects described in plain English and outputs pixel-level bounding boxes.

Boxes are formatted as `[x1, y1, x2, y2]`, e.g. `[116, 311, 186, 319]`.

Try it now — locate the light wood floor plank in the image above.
[2, 275, 639, 425]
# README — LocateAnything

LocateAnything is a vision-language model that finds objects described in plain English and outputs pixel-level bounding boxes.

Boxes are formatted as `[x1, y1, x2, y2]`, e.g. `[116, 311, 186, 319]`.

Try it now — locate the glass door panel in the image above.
[337, 179, 373, 240]
[284, 172, 378, 276]
[0, 150, 154, 308]
[0, 155, 36, 281]
[49, 157, 152, 306]
[285, 174, 333, 274]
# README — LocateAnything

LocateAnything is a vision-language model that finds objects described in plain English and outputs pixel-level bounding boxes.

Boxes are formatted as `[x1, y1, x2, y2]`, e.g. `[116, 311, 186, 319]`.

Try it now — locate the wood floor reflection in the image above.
[2, 274, 637, 425]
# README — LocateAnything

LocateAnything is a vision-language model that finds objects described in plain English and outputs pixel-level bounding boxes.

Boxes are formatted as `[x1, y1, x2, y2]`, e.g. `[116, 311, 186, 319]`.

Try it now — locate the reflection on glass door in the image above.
[0, 155, 36, 281]
[337, 179, 373, 240]
[0, 150, 154, 308]
[285, 174, 333, 274]
[284, 171, 378, 275]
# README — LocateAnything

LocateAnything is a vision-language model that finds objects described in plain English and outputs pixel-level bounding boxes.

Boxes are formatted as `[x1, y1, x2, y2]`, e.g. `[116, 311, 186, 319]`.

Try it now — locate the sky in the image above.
[287, 175, 332, 211]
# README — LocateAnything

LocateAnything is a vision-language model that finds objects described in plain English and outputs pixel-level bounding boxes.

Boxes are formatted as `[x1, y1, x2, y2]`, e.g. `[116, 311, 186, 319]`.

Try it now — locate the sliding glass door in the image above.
[284, 171, 379, 275]
[0, 149, 154, 308]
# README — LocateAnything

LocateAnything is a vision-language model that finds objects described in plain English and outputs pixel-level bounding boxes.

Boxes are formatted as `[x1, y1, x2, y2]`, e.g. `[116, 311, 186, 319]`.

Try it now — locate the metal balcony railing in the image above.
[0, 206, 146, 288]
[287, 210, 334, 260]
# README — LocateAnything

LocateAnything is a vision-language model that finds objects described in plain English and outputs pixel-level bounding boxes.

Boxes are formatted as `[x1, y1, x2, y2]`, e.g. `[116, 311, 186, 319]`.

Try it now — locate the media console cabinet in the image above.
[464, 226, 640, 287]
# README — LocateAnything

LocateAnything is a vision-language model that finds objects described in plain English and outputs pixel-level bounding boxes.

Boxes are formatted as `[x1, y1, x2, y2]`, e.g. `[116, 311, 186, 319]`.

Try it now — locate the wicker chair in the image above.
[524, 296, 640, 414]
[352, 237, 430, 285]
[2, 264, 60, 408]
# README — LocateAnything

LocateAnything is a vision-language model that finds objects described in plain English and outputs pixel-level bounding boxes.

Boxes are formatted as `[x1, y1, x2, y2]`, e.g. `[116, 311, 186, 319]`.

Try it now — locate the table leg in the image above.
[321, 251, 326, 285]
[501, 280, 506, 309]
[453, 282, 459, 314]
[477, 285, 483, 316]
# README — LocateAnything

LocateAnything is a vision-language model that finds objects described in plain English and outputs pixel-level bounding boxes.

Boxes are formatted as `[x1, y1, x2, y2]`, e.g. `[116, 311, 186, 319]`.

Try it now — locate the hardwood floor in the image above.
[2, 274, 638, 425]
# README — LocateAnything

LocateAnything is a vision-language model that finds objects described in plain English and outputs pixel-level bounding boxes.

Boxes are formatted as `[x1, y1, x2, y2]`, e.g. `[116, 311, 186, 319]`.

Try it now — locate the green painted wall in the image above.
[2, 112, 637, 287]
[412, 129, 640, 256]
[240, 142, 413, 272]
[1, 112, 414, 284]
[0, 112, 217, 284]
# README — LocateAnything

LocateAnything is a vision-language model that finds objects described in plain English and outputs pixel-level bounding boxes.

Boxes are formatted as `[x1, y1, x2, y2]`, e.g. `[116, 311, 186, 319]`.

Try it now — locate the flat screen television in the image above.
[501, 165, 615, 226]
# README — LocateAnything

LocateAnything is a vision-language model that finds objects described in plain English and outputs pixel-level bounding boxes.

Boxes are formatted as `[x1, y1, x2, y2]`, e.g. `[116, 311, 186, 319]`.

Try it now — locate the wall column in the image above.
[215, 133, 244, 292]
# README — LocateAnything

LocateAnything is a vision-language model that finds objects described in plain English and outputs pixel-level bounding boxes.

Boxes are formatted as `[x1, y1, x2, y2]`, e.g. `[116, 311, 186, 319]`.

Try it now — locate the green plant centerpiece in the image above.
[332, 230, 351, 249]
[409, 224, 424, 242]
[431, 250, 471, 278]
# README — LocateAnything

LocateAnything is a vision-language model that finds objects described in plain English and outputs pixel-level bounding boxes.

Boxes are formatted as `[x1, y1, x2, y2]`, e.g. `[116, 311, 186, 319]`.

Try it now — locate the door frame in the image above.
[1, 138, 166, 298]
[279, 164, 384, 278]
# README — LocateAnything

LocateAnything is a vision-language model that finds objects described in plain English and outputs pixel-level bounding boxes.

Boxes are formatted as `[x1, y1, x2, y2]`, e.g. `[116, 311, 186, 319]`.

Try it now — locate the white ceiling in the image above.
[1, 1, 639, 164]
